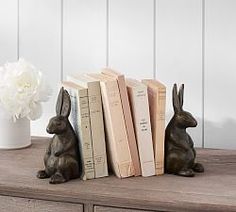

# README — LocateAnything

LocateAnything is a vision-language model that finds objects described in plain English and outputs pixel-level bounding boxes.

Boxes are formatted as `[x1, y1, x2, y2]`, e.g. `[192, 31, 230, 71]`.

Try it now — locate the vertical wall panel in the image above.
[19, 0, 61, 136]
[109, 0, 154, 79]
[205, 0, 236, 149]
[63, 0, 106, 77]
[156, 0, 203, 147]
[0, 0, 17, 64]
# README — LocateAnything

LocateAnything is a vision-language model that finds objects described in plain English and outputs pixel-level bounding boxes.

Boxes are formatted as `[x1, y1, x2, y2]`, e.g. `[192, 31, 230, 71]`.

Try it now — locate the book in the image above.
[67, 74, 108, 178]
[101, 68, 141, 176]
[62, 81, 95, 180]
[126, 78, 155, 177]
[142, 79, 166, 175]
[88, 73, 135, 178]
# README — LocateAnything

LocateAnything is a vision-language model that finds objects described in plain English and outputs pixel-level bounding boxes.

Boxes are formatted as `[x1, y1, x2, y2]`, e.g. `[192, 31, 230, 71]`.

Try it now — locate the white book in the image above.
[126, 79, 155, 177]
[62, 81, 95, 180]
[67, 74, 108, 178]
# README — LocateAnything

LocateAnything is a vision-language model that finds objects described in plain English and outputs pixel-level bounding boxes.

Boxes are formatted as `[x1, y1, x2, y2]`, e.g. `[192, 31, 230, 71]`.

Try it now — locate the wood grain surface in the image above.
[0, 137, 235, 212]
[0, 195, 83, 212]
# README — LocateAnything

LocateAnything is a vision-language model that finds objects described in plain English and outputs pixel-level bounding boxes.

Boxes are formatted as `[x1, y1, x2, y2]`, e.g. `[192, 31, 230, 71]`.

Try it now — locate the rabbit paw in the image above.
[37, 170, 49, 179]
[177, 169, 195, 177]
[50, 172, 66, 184]
[193, 163, 204, 173]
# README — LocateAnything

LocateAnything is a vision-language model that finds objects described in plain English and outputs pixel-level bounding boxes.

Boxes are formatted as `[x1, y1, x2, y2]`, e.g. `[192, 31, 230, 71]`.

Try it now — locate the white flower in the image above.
[0, 58, 52, 121]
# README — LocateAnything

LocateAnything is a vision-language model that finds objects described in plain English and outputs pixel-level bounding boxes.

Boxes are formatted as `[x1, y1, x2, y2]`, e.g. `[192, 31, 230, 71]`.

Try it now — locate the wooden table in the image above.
[0, 137, 235, 212]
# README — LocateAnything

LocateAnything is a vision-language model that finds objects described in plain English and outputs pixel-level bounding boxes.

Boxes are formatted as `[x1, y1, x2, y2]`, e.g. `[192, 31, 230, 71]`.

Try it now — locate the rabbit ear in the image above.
[172, 83, 180, 113]
[178, 84, 184, 110]
[56, 87, 64, 116]
[60, 89, 71, 117]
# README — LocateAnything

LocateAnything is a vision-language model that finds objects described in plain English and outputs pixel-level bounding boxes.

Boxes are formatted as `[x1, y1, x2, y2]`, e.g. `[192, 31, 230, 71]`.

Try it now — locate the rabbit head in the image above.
[46, 87, 71, 135]
[172, 84, 197, 129]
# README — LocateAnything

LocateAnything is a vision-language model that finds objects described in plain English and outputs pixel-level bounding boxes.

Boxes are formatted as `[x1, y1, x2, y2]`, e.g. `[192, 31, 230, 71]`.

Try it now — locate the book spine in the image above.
[67, 88, 85, 178]
[117, 76, 141, 176]
[101, 81, 134, 178]
[87, 82, 108, 178]
[155, 87, 166, 175]
[128, 86, 155, 177]
[78, 90, 95, 180]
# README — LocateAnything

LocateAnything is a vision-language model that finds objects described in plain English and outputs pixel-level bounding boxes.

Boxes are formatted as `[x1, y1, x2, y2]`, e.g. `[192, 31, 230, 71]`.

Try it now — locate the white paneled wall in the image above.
[156, 0, 203, 147]
[0, 0, 17, 63]
[19, 0, 61, 136]
[205, 0, 236, 149]
[63, 0, 106, 77]
[0, 0, 235, 149]
[109, 0, 154, 79]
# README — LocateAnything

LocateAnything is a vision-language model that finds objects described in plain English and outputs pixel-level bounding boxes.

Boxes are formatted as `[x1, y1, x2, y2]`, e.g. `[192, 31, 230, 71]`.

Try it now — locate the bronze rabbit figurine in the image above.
[37, 87, 80, 184]
[165, 84, 204, 177]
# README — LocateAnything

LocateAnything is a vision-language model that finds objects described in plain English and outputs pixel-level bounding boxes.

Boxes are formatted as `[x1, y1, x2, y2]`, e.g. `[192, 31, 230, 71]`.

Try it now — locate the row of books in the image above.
[62, 68, 166, 180]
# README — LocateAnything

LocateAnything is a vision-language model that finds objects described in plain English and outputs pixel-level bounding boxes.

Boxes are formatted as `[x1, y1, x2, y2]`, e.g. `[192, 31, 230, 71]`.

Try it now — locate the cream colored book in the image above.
[88, 73, 135, 178]
[142, 79, 166, 175]
[126, 79, 155, 177]
[67, 74, 108, 178]
[101, 68, 141, 176]
[62, 81, 95, 180]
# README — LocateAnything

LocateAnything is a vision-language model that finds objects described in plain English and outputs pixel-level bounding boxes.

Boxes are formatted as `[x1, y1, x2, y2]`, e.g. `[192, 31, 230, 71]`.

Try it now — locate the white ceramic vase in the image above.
[0, 107, 31, 149]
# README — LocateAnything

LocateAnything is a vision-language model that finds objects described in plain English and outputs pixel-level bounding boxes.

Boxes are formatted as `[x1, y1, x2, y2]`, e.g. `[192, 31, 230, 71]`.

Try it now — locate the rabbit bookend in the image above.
[165, 84, 204, 177]
[37, 87, 80, 184]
